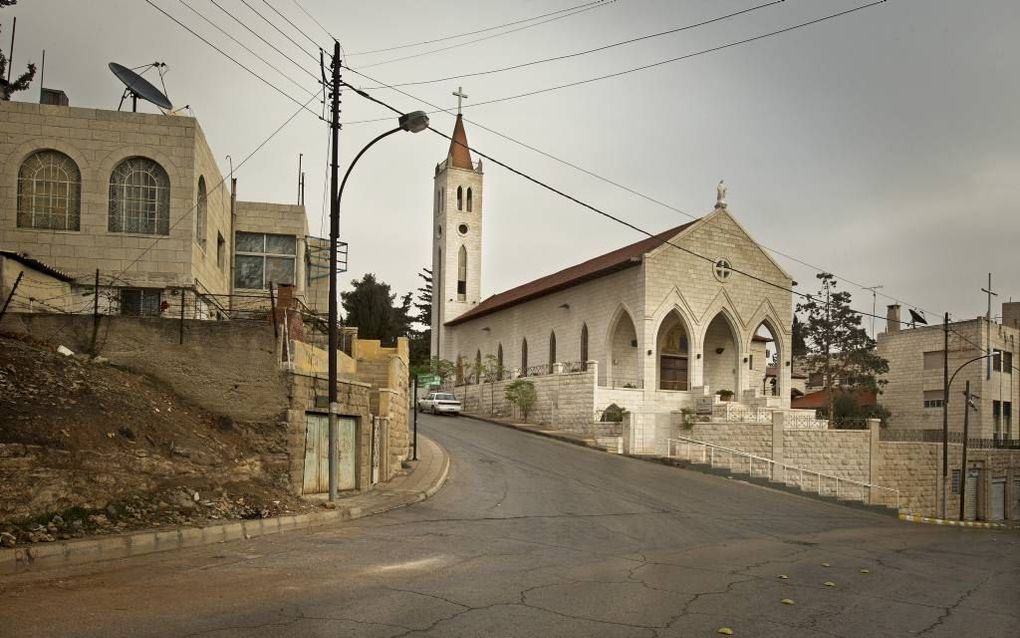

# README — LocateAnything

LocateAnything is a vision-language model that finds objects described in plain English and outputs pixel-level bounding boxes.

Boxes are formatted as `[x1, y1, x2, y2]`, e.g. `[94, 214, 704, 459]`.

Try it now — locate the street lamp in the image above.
[326, 110, 429, 501]
[941, 352, 997, 518]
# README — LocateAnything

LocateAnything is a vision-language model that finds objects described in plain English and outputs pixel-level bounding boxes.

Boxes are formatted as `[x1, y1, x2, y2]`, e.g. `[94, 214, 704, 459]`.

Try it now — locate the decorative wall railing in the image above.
[599, 377, 644, 390]
[666, 435, 904, 513]
[879, 429, 1020, 449]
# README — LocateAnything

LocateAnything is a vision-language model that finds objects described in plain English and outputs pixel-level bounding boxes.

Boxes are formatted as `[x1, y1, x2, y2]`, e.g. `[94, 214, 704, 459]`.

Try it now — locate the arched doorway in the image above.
[703, 312, 738, 397]
[656, 310, 690, 391]
[752, 319, 782, 397]
[608, 308, 639, 387]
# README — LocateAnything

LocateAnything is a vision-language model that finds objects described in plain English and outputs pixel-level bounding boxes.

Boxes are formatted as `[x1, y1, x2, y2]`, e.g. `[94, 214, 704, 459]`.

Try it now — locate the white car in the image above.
[417, 391, 462, 416]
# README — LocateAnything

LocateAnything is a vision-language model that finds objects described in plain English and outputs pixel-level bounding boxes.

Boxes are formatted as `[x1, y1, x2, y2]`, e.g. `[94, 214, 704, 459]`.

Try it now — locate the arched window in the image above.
[580, 323, 589, 368]
[457, 245, 467, 301]
[466, 187, 473, 212]
[17, 149, 81, 230]
[456, 185, 463, 210]
[196, 176, 207, 248]
[497, 343, 504, 378]
[475, 349, 482, 384]
[521, 339, 529, 376]
[456, 354, 464, 385]
[435, 189, 440, 212]
[549, 331, 557, 373]
[109, 157, 170, 235]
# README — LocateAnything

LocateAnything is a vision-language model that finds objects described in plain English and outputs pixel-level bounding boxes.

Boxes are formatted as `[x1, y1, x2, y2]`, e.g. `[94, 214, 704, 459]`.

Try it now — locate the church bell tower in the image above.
[431, 112, 483, 361]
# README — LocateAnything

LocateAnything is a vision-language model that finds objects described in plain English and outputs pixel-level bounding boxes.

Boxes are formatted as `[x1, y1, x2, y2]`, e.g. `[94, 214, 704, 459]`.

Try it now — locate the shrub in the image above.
[505, 379, 537, 422]
[600, 403, 627, 423]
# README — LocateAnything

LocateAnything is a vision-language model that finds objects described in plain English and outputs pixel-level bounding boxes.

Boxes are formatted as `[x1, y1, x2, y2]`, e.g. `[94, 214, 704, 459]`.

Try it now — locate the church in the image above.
[430, 114, 794, 420]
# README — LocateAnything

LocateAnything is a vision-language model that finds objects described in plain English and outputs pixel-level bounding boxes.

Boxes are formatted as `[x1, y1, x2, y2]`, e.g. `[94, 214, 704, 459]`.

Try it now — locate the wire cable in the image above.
[237, 0, 319, 63]
[364, 0, 784, 89]
[260, 0, 321, 51]
[176, 0, 317, 98]
[142, 0, 324, 119]
[358, 1, 620, 69]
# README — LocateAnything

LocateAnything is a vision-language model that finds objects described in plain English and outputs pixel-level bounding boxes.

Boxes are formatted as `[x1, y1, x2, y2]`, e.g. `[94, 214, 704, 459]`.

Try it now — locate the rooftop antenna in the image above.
[297, 153, 303, 205]
[109, 61, 172, 113]
[7, 16, 16, 83]
[38, 49, 44, 101]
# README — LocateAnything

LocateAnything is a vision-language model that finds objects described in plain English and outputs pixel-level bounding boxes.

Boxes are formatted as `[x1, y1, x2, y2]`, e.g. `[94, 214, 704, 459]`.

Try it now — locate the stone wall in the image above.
[3, 313, 287, 422]
[456, 366, 597, 428]
[688, 421, 773, 458]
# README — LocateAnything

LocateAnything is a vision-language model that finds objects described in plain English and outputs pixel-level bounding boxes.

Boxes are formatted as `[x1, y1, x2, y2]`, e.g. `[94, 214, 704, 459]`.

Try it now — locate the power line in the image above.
[344, 0, 887, 121]
[260, 0, 321, 51]
[357, 1, 620, 70]
[363, 0, 784, 89]
[176, 0, 317, 98]
[237, 0, 319, 63]
[347, 1, 613, 58]
[141, 0, 324, 119]
[204, 0, 321, 83]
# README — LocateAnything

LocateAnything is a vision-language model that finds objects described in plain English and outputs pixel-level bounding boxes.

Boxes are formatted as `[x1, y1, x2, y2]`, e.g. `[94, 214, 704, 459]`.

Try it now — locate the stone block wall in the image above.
[455, 367, 596, 428]
[688, 422, 772, 458]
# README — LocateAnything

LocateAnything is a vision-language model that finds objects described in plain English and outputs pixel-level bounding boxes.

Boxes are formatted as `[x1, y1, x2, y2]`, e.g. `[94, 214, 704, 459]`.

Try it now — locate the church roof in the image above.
[446, 219, 699, 326]
[448, 114, 473, 170]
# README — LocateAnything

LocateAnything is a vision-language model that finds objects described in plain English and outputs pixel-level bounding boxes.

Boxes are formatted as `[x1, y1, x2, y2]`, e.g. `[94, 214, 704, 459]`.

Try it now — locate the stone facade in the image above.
[877, 309, 1018, 440]
[438, 212, 794, 418]
[0, 100, 325, 318]
[454, 364, 597, 427]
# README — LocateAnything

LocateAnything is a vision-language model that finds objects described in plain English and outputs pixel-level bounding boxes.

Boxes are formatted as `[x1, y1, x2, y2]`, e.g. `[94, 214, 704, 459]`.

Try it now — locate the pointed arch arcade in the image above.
[656, 310, 691, 391]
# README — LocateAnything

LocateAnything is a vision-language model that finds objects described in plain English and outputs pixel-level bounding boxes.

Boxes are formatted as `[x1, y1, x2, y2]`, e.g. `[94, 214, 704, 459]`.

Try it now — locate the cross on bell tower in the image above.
[453, 86, 468, 114]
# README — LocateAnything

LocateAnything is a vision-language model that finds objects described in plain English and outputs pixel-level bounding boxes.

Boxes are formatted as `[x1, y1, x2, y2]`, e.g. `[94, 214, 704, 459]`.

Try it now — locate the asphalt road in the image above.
[2, 414, 1018, 637]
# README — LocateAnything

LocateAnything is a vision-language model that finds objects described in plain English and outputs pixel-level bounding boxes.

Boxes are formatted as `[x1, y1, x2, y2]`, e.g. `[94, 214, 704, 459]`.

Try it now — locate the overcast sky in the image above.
[5, 0, 1018, 328]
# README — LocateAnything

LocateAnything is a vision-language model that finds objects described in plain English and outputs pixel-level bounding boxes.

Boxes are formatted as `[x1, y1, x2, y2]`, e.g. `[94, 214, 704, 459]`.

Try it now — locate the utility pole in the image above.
[959, 381, 973, 521]
[941, 312, 949, 518]
[90, 269, 100, 355]
[864, 285, 884, 338]
[0, 271, 24, 323]
[327, 40, 342, 502]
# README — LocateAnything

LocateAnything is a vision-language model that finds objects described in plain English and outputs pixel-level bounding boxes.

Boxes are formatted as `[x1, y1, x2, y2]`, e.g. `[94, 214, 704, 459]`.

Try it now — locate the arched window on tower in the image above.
[580, 323, 589, 370]
[521, 339, 529, 377]
[549, 331, 557, 374]
[466, 187, 473, 212]
[456, 185, 463, 210]
[457, 245, 467, 301]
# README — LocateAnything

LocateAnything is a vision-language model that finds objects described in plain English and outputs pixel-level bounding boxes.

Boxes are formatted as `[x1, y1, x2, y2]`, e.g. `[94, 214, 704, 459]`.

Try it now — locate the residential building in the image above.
[877, 303, 1019, 441]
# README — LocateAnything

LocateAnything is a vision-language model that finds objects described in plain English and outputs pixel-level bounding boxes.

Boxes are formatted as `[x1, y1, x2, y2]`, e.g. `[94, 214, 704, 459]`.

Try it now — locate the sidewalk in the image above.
[0, 435, 449, 576]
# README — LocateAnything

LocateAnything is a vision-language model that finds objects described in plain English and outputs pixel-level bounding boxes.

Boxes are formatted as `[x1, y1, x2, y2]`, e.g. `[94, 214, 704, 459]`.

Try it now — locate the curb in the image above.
[0, 436, 450, 576]
[898, 513, 1010, 529]
[462, 413, 607, 451]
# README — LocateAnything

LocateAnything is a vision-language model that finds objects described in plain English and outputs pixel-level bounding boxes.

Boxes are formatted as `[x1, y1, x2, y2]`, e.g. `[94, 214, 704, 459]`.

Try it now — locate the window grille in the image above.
[17, 150, 81, 230]
[109, 157, 170, 235]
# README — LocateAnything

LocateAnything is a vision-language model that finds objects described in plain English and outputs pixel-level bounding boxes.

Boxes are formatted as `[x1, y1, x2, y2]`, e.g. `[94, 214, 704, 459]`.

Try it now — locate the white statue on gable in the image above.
[716, 180, 727, 209]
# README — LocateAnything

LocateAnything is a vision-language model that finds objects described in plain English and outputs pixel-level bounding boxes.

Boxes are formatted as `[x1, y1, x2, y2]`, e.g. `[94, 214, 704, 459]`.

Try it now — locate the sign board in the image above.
[417, 374, 440, 387]
[695, 396, 714, 415]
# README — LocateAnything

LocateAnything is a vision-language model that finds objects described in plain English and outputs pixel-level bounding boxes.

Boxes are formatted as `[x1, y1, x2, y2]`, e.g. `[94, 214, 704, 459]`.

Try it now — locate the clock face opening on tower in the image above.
[457, 223, 469, 235]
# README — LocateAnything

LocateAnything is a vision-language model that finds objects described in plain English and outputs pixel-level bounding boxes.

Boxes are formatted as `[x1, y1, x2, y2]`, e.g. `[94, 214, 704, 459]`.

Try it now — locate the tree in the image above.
[0, 1, 37, 101]
[505, 379, 537, 423]
[796, 273, 889, 425]
[340, 273, 412, 345]
[408, 267, 432, 368]
[791, 315, 808, 357]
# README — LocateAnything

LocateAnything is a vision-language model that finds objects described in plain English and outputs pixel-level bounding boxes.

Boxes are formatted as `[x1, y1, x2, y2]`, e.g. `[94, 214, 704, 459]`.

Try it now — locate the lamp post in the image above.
[326, 109, 429, 501]
[941, 351, 997, 518]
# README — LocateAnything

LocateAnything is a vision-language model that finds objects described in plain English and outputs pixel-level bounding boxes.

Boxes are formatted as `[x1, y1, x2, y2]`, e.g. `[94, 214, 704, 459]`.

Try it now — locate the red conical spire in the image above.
[448, 114, 473, 170]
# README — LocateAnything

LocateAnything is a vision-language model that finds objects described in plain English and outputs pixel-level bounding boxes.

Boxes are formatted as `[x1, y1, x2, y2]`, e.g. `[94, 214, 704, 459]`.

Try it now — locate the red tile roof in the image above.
[447, 220, 699, 326]
[0, 250, 75, 282]
[448, 114, 473, 170]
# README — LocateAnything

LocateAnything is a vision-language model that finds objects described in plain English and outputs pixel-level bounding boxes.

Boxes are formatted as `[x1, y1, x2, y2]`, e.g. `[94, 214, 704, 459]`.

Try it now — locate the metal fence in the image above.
[879, 429, 1020, 449]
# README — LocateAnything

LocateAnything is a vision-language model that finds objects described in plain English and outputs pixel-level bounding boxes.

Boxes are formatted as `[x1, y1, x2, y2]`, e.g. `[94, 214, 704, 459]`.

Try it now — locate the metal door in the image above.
[990, 479, 1005, 521]
[963, 469, 980, 521]
[303, 414, 357, 494]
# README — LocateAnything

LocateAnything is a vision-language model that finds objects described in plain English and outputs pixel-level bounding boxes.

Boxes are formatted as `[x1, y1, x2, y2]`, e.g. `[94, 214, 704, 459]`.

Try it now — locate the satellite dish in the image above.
[109, 62, 173, 112]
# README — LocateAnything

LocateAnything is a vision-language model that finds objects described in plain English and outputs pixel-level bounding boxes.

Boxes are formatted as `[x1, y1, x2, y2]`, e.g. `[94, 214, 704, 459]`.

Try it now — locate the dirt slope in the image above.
[0, 334, 310, 547]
